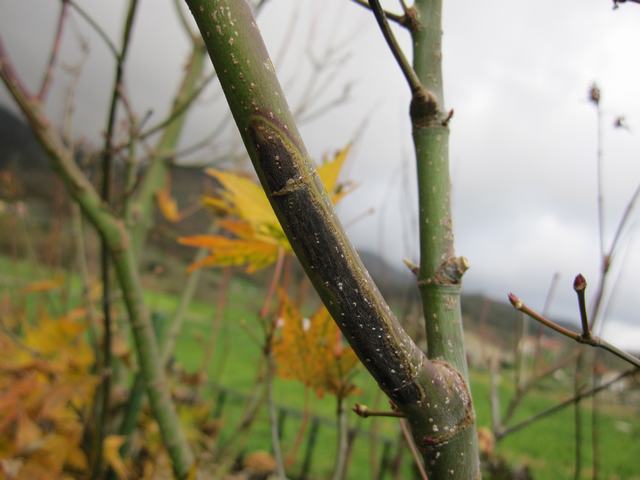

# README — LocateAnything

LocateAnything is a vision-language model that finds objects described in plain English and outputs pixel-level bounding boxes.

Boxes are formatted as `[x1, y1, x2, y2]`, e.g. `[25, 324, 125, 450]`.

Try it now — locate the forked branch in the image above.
[508, 291, 640, 369]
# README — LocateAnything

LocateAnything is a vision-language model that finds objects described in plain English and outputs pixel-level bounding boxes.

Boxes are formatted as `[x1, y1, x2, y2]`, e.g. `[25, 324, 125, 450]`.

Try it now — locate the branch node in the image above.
[402, 6, 421, 31]
[410, 87, 439, 127]
[418, 257, 469, 287]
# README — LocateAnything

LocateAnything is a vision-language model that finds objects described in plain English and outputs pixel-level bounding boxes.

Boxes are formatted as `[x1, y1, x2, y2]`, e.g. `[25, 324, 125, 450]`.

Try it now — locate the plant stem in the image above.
[126, 43, 207, 256]
[496, 367, 637, 439]
[0, 40, 195, 478]
[267, 352, 287, 479]
[410, 0, 479, 476]
[332, 395, 348, 480]
[93, 2, 139, 476]
[185, 1, 477, 476]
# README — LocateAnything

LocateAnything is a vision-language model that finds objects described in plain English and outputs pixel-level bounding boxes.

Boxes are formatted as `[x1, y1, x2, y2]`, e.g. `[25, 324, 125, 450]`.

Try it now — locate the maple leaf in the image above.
[0, 308, 96, 478]
[155, 176, 181, 222]
[272, 291, 359, 398]
[179, 145, 353, 272]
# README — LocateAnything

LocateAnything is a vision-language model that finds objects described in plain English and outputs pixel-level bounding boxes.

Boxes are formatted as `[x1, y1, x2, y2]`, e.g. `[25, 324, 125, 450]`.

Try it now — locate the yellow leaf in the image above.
[155, 181, 180, 222]
[206, 169, 279, 231]
[317, 145, 355, 204]
[187, 148, 353, 271]
[179, 235, 281, 273]
[104, 435, 128, 480]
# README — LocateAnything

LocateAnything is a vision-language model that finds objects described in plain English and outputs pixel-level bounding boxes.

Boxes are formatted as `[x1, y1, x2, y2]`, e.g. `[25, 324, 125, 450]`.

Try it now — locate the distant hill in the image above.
[0, 104, 56, 200]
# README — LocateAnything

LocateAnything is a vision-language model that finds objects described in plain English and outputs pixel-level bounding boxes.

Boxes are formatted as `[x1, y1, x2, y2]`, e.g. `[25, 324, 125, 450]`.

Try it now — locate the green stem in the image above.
[94, 2, 139, 476]
[126, 43, 207, 256]
[332, 395, 348, 480]
[0, 43, 195, 479]
[409, 0, 479, 477]
[185, 1, 476, 476]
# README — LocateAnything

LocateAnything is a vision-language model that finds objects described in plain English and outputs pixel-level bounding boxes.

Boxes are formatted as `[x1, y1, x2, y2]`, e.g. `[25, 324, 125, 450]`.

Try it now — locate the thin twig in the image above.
[508, 293, 640, 369]
[93, 2, 140, 477]
[497, 367, 638, 439]
[502, 351, 579, 426]
[68, 0, 118, 58]
[332, 396, 349, 480]
[368, 0, 422, 95]
[173, 0, 199, 42]
[400, 419, 429, 480]
[352, 403, 405, 418]
[111, 70, 216, 154]
[573, 274, 590, 337]
[350, 0, 408, 26]
[533, 272, 561, 372]
[38, 0, 69, 101]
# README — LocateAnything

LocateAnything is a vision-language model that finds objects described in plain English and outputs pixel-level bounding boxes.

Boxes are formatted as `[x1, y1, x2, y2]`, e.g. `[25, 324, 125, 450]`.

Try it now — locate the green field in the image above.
[2, 254, 639, 479]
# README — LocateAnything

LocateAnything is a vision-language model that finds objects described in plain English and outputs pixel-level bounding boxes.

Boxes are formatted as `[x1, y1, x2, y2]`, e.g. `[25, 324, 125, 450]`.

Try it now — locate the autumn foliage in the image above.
[179, 145, 352, 272]
[0, 308, 96, 479]
[273, 292, 359, 399]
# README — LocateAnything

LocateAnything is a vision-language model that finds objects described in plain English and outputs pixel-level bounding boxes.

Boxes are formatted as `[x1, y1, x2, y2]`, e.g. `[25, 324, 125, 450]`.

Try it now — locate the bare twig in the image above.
[502, 351, 579, 427]
[68, 0, 118, 58]
[368, 0, 422, 95]
[111, 70, 216, 154]
[532, 272, 561, 372]
[400, 419, 429, 480]
[574, 274, 590, 337]
[508, 293, 640, 369]
[497, 367, 638, 439]
[350, 0, 409, 26]
[93, 1, 140, 476]
[332, 396, 349, 480]
[38, 0, 69, 101]
[352, 403, 405, 418]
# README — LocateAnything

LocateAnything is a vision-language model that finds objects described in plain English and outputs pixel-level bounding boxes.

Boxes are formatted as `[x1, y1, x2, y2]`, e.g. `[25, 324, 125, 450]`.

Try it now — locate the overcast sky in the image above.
[2, 0, 640, 350]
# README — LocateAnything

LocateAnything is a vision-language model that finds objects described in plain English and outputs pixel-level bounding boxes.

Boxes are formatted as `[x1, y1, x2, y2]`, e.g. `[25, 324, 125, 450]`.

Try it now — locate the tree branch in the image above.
[497, 366, 638, 439]
[349, 0, 410, 27]
[508, 292, 640, 369]
[368, 0, 422, 95]
[68, 0, 119, 58]
[0, 37, 195, 479]
[38, 0, 69, 101]
[185, 1, 476, 476]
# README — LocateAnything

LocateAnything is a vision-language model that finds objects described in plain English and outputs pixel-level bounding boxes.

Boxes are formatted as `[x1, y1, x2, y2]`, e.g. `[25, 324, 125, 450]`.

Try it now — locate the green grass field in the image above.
[2, 254, 639, 479]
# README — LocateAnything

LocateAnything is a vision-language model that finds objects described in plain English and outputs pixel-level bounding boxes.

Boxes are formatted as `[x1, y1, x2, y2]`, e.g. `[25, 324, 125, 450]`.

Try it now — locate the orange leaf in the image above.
[179, 235, 281, 273]
[273, 291, 359, 398]
[186, 147, 353, 271]
[156, 182, 181, 222]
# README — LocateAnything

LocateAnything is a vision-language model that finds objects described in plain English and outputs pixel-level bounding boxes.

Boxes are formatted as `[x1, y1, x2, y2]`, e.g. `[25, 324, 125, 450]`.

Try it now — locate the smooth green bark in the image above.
[185, 1, 477, 476]
[411, 1, 480, 476]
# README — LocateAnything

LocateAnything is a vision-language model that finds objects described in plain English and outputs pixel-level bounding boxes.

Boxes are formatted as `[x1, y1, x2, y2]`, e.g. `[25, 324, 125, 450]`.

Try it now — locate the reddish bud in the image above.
[573, 273, 587, 292]
[508, 293, 522, 309]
